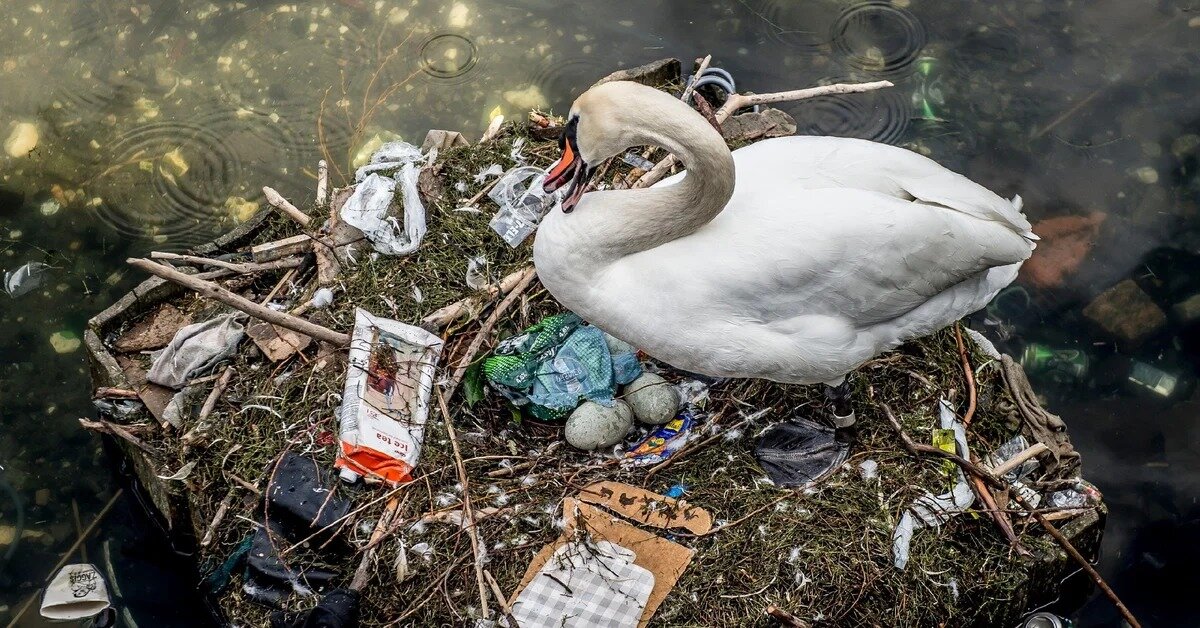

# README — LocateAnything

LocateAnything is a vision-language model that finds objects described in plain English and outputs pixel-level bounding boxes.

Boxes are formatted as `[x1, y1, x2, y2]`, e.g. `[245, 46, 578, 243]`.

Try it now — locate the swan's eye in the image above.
[558, 116, 579, 151]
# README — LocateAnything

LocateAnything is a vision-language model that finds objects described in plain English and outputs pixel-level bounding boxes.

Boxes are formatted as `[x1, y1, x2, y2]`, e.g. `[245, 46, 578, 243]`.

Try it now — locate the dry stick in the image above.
[989, 443, 1050, 477]
[879, 404, 1142, 628]
[953, 325, 977, 426]
[79, 418, 162, 458]
[483, 569, 520, 628]
[128, 258, 350, 346]
[94, 387, 139, 399]
[316, 160, 329, 208]
[262, 186, 312, 226]
[766, 605, 812, 628]
[442, 267, 538, 402]
[182, 366, 235, 446]
[422, 267, 535, 329]
[5, 488, 124, 628]
[436, 390, 490, 620]
[149, 251, 261, 275]
[679, 54, 713, 104]
[193, 256, 306, 280]
[201, 489, 237, 547]
[350, 495, 403, 591]
[952, 324, 1024, 551]
[635, 80, 894, 189]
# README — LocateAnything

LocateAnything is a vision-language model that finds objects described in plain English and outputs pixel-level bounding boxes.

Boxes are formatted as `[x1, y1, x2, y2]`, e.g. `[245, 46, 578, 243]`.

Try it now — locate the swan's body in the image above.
[534, 82, 1036, 387]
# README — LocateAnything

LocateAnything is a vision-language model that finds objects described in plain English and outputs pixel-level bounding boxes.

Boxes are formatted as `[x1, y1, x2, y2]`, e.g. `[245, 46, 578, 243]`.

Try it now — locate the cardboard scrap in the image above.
[511, 497, 694, 628]
[114, 304, 192, 353]
[247, 320, 313, 362]
[116, 355, 175, 423]
[579, 481, 712, 535]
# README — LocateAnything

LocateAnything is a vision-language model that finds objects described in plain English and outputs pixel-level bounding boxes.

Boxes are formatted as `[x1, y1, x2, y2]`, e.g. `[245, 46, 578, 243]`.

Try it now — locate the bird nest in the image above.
[86, 96, 1103, 627]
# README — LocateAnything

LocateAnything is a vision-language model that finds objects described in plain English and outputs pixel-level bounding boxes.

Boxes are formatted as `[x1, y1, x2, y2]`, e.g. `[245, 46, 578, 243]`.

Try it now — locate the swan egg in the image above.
[623, 372, 680, 425]
[565, 400, 633, 450]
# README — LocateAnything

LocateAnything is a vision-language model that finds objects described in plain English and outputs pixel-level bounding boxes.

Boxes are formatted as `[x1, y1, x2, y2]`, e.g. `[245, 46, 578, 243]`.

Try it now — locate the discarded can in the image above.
[1020, 344, 1089, 384]
[1022, 612, 1072, 628]
[911, 56, 945, 121]
[1127, 360, 1181, 398]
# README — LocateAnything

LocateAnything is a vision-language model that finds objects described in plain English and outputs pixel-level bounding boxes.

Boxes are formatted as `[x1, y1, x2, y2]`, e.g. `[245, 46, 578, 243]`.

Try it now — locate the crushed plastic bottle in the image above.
[488, 166, 559, 247]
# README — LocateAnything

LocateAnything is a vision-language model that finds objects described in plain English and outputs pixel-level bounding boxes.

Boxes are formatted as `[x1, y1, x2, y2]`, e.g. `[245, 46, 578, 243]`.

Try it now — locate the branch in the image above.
[127, 258, 350, 346]
[635, 80, 894, 189]
[436, 389, 490, 620]
[262, 186, 312, 226]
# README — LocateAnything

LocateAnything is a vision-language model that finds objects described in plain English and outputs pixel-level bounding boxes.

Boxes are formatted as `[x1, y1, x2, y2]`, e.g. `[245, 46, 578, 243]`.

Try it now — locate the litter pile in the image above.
[82, 59, 1106, 627]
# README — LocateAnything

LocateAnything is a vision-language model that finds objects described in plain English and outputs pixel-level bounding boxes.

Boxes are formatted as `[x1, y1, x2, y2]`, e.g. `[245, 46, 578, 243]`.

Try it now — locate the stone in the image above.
[1082, 279, 1166, 343]
[1172, 293, 1200, 323]
[4, 122, 38, 158]
[1019, 212, 1106, 288]
[50, 331, 82, 354]
[592, 58, 681, 89]
[721, 108, 797, 141]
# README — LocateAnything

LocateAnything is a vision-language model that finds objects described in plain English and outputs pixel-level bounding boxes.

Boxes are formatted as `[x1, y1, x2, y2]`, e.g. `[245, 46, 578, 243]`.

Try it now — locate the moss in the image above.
[105, 112, 1096, 628]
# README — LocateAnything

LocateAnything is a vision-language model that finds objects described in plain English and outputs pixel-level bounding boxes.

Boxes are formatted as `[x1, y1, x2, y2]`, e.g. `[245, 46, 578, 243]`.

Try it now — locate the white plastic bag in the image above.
[488, 166, 559, 247]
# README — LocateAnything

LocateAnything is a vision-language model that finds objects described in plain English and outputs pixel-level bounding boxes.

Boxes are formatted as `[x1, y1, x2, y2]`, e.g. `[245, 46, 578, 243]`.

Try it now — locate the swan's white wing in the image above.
[701, 136, 1036, 240]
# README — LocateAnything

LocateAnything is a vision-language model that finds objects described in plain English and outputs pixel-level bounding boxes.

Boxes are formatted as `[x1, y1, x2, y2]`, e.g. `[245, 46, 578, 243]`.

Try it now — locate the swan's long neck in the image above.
[573, 109, 735, 263]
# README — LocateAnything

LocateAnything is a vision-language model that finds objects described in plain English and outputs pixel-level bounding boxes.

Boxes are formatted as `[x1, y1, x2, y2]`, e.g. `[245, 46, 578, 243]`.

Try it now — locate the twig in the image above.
[350, 495, 402, 591]
[679, 54, 713, 104]
[128, 258, 350, 346]
[953, 324, 976, 426]
[201, 487, 237, 547]
[459, 177, 502, 209]
[262, 186, 312, 226]
[422, 267, 536, 329]
[484, 569, 520, 627]
[94, 387, 138, 399]
[182, 366, 234, 446]
[436, 389, 490, 620]
[5, 489, 124, 628]
[766, 605, 812, 628]
[486, 459, 536, 478]
[442, 267, 538, 402]
[479, 114, 504, 144]
[149, 251, 260, 275]
[880, 404, 1142, 628]
[635, 80, 893, 189]
[79, 418, 162, 458]
[989, 443, 1050, 477]
[317, 160, 329, 208]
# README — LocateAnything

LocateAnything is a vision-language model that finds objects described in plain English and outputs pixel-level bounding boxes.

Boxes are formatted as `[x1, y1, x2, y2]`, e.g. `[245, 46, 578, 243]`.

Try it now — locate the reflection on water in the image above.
[2, 0, 1199, 625]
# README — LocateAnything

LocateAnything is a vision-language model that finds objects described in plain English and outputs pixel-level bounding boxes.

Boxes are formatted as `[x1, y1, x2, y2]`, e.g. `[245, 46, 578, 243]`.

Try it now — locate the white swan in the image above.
[533, 81, 1036, 426]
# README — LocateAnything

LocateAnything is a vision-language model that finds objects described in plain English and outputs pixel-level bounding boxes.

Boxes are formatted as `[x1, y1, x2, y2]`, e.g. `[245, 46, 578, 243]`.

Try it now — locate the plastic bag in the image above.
[488, 166, 559, 247]
[892, 398, 975, 569]
[342, 141, 427, 256]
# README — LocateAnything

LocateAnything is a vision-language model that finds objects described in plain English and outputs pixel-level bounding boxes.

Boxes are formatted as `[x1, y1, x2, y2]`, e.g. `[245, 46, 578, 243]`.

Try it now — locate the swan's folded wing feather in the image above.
[728, 136, 1036, 240]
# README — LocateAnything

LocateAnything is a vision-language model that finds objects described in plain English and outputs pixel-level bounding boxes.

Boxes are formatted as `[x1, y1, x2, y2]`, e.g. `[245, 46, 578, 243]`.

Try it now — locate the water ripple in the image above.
[744, 0, 843, 52]
[829, 1, 926, 79]
[786, 76, 912, 145]
[91, 121, 243, 247]
[417, 33, 483, 86]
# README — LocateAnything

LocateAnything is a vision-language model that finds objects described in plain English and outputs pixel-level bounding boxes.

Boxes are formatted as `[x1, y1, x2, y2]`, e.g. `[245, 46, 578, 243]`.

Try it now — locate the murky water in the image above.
[1, 0, 1198, 625]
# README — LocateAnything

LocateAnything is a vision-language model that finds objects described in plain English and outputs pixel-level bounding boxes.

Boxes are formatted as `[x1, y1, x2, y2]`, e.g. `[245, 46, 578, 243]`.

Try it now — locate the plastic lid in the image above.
[338, 467, 360, 483]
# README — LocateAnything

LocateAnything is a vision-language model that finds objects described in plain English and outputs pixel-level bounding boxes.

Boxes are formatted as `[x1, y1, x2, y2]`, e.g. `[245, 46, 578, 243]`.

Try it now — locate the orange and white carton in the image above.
[335, 308, 443, 485]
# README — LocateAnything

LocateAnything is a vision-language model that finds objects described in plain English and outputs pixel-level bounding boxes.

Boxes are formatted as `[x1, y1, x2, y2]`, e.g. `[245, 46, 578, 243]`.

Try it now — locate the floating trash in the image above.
[4, 262, 51, 298]
[4, 122, 39, 158]
[830, 1, 927, 79]
[1020, 343, 1089, 385]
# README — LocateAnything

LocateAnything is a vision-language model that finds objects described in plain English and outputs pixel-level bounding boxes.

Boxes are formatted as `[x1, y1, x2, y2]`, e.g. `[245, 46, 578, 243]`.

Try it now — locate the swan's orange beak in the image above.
[543, 140, 577, 194]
